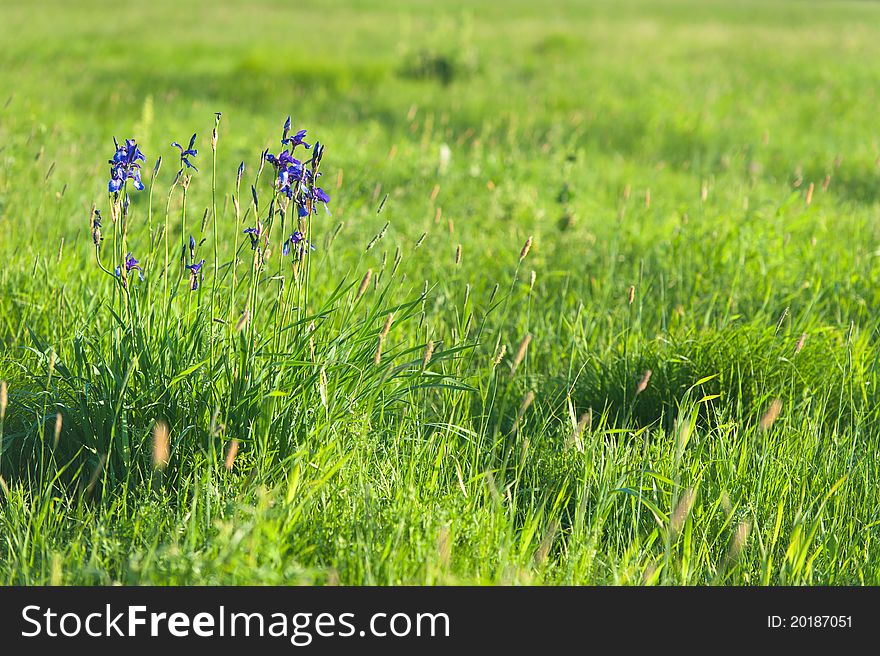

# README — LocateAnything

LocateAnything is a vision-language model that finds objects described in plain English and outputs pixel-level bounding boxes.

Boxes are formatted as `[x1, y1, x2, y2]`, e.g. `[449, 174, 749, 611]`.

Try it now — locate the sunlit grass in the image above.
[1, 0, 879, 585]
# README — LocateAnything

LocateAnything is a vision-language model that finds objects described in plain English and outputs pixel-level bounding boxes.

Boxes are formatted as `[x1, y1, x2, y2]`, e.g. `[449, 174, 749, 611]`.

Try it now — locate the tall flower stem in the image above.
[178, 180, 188, 295]
[162, 177, 179, 304]
[210, 116, 221, 365]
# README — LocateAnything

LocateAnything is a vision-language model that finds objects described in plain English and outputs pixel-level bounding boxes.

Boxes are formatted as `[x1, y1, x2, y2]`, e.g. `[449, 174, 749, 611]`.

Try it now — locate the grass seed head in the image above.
[234, 309, 250, 332]
[423, 340, 435, 366]
[636, 369, 652, 395]
[569, 410, 591, 452]
[85, 454, 107, 497]
[374, 337, 384, 365]
[355, 269, 372, 302]
[0, 380, 7, 421]
[519, 236, 533, 262]
[534, 520, 559, 566]
[510, 334, 532, 376]
[759, 398, 782, 431]
[225, 439, 240, 471]
[152, 420, 170, 471]
[669, 487, 696, 538]
[53, 412, 63, 449]
[319, 367, 328, 407]
[374, 314, 393, 365]
[627, 285, 636, 305]
[794, 332, 807, 356]
[728, 520, 752, 563]
[515, 391, 535, 428]
[492, 344, 506, 367]
[380, 313, 394, 340]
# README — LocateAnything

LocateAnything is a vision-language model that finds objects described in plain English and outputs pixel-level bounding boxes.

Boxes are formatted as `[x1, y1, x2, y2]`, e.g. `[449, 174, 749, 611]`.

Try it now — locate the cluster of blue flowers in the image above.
[108, 138, 146, 193]
[99, 116, 330, 289]
[265, 117, 330, 217]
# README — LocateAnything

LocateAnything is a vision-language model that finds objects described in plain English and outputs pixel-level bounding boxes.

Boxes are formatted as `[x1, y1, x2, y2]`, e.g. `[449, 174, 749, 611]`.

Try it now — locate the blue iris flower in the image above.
[171, 133, 199, 171]
[108, 138, 146, 193]
[185, 258, 206, 290]
[243, 222, 266, 250]
[115, 252, 144, 281]
[281, 116, 310, 150]
[282, 231, 315, 258]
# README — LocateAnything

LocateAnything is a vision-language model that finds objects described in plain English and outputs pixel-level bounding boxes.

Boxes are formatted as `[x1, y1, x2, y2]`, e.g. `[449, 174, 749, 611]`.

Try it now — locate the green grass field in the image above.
[1, 0, 880, 585]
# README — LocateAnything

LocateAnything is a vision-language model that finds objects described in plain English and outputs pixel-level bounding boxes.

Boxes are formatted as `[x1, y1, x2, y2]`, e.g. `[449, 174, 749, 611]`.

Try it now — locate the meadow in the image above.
[1, 0, 880, 585]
